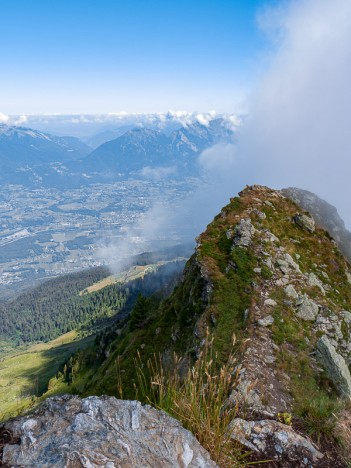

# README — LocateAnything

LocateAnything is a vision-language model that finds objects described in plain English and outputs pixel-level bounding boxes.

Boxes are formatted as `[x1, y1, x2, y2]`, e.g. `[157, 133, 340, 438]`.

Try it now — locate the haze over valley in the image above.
[0, 115, 235, 297]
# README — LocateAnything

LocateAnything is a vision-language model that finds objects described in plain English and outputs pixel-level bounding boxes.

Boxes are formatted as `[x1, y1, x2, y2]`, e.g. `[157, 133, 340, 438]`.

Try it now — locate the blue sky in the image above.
[0, 0, 278, 114]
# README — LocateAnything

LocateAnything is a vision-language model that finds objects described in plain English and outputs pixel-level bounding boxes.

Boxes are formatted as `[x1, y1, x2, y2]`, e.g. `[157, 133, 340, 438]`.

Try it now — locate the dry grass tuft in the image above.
[133, 331, 249, 467]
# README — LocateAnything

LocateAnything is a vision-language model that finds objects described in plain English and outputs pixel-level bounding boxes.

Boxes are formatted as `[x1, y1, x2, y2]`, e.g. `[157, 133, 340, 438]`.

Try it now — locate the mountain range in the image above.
[0, 118, 234, 188]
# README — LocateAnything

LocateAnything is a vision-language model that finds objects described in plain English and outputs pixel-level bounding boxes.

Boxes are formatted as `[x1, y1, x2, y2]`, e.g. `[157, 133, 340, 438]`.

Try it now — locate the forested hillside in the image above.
[0, 260, 186, 344]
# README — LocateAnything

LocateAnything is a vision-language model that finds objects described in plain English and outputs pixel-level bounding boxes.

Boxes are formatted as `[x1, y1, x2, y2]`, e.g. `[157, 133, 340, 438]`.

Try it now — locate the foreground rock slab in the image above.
[1, 395, 217, 468]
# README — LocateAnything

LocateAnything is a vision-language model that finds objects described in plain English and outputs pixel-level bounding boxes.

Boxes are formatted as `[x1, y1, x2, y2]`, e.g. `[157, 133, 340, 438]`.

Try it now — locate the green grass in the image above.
[0, 331, 95, 421]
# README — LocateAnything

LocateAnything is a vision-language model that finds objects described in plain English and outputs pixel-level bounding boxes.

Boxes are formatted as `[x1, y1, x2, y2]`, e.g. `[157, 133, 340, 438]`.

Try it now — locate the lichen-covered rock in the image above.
[285, 284, 299, 299]
[317, 336, 351, 397]
[229, 418, 323, 465]
[232, 218, 255, 248]
[293, 213, 316, 233]
[1, 395, 217, 467]
[295, 295, 319, 321]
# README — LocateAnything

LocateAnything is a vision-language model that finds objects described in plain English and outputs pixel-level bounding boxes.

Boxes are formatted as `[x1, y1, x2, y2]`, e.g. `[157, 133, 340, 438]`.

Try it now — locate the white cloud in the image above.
[0, 113, 9, 124]
[235, 0, 351, 227]
[14, 115, 28, 125]
[97, 203, 171, 271]
[140, 166, 177, 180]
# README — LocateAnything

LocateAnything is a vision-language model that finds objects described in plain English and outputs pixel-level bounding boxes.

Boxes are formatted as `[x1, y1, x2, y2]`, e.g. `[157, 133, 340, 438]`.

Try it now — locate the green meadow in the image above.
[0, 330, 94, 421]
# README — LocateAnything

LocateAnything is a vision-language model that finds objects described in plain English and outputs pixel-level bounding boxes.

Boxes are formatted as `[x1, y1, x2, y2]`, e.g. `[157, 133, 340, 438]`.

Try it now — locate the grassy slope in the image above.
[80, 259, 187, 295]
[0, 331, 94, 421]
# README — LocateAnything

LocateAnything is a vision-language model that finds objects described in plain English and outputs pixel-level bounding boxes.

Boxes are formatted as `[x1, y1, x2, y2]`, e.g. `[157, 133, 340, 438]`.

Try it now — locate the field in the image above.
[0, 330, 94, 421]
[80, 259, 185, 295]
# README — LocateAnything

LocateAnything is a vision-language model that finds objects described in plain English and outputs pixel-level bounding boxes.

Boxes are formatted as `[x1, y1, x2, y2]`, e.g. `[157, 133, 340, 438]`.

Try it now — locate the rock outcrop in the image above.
[293, 213, 316, 233]
[1, 395, 217, 467]
[231, 218, 256, 248]
[317, 336, 351, 397]
[229, 418, 323, 465]
[282, 187, 351, 262]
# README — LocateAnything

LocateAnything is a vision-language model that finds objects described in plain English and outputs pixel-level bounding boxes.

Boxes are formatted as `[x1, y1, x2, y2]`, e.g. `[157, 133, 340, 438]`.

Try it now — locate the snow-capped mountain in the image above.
[0, 118, 235, 187]
[0, 125, 90, 168]
[83, 128, 172, 172]
[82, 118, 234, 176]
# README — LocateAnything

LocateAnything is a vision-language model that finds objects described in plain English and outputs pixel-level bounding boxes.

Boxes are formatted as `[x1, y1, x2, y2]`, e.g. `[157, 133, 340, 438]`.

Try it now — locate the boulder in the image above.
[229, 418, 323, 465]
[295, 295, 319, 321]
[317, 335, 351, 397]
[232, 218, 255, 248]
[284, 284, 299, 299]
[293, 213, 315, 233]
[1, 395, 217, 467]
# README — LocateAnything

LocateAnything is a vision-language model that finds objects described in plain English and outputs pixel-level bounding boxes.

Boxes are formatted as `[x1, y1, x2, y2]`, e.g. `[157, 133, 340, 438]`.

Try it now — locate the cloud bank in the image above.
[238, 0, 351, 227]
[154, 0, 351, 240]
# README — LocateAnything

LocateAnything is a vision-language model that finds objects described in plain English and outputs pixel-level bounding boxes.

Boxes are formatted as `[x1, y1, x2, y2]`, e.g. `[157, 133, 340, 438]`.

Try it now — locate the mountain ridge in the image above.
[1, 185, 351, 465]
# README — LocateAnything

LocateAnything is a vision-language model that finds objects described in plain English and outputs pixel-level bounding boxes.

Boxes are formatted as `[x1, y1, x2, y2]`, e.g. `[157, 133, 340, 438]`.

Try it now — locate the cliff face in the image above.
[282, 187, 351, 262]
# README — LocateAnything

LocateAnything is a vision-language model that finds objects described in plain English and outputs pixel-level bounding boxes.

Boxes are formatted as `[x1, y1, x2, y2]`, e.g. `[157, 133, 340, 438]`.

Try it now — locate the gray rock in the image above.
[258, 315, 274, 327]
[264, 299, 277, 307]
[275, 278, 290, 286]
[229, 418, 323, 464]
[321, 271, 329, 280]
[293, 213, 316, 233]
[342, 310, 351, 324]
[277, 259, 290, 275]
[262, 255, 274, 271]
[347, 271, 351, 284]
[317, 336, 351, 397]
[253, 209, 266, 220]
[264, 200, 274, 208]
[276, 253, 300, 275]
[232, 218, 255, 248]
[1, 395, 217, 467]
[284, 284, 298, 299]
[307, 272, 325, 295]
[295, 295, 319, 321]
[229, 380, 270, 416]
